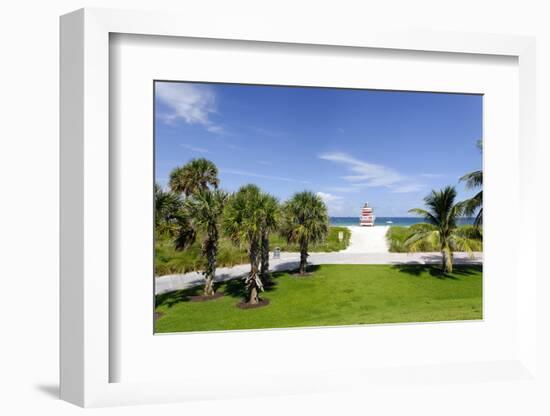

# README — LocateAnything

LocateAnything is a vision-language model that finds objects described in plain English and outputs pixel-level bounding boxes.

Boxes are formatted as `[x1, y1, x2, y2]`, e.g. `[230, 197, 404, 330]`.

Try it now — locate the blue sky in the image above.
[155, 81, 482, 217]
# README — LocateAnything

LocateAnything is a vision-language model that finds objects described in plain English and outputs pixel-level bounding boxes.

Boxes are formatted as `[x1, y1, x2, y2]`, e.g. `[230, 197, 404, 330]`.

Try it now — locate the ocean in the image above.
[330, 216, 476, 227]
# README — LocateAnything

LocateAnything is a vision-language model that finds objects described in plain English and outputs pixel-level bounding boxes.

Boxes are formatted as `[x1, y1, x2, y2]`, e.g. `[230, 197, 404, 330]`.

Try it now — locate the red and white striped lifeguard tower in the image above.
[359, 202, 375, 226]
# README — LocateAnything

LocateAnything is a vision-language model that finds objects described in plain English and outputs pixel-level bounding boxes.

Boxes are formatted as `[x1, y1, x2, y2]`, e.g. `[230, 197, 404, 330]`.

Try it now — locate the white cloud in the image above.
[319, 152, 424, 194]
[316, 191, 345, 215]
[156, 82, 223, 133]
[319, 152, 404, 185]
[316, 191, 343, 202]
[319, 152, 403, 186]
[180, 144, 210, 153]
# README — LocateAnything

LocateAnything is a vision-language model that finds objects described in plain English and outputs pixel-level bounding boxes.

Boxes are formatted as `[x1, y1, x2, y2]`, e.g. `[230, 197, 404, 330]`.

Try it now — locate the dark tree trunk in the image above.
[260, 231, 270, 283]
[203, 229, 218, 296]
[299, 239, 308, 275]
[246, 237, 262, 304]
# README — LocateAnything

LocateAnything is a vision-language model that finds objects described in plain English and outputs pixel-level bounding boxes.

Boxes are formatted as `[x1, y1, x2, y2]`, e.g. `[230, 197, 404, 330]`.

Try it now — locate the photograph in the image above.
[153, 81, 483, 333]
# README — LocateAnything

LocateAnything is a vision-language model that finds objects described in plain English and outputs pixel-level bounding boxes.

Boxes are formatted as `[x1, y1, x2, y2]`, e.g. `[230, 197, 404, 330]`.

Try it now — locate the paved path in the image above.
[155, 250, 483, 295]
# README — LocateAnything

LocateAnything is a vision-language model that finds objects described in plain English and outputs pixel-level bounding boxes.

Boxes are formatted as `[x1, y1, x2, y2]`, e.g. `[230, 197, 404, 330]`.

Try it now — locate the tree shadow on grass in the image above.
[391, 264, 482, 280]
[155, 286, 204, 308]
[278, 264, 321, 276]
[157, 273, 284, 308]
[222, 273, 282, 300]
[156, 265, 322, 308]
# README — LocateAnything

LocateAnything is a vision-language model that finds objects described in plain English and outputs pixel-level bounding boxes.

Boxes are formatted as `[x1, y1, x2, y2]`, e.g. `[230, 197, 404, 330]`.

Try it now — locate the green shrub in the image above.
[269, 226, 351, 253]
[386, 224, 482, 253]
[386, 226, 411, 252]
[155, 226, 351, 276]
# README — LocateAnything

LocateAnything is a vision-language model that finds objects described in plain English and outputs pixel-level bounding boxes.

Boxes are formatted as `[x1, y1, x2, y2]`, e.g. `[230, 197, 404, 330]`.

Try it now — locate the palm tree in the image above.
[169, 158, 219, 197]
[406, 186, 481, 273]
[223, 184, 266, 304]
[460, 170, 482, 227]
[280, 191, 329, 275]
[460, 140, 483, 227]
[154, 183, 182, 238]
[259, 194, 280, 282]
[174, 189, 227, 296]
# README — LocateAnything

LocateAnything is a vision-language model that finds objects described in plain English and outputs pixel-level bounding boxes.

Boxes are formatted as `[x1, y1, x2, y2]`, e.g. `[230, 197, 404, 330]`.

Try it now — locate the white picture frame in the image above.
[60, 8, 538, 408]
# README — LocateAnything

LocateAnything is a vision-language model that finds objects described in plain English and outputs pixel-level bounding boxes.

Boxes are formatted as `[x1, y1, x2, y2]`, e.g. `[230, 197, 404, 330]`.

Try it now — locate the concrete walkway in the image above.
[155, 250, 483, 295]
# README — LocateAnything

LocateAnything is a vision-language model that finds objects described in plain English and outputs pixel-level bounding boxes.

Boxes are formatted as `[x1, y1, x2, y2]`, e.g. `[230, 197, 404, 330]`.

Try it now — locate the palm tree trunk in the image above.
[249, 285, 259, 304]
[204, 276, 214, 297]
[441, 246, 453, 274]
[203, 232, 218, 296]
[247, 238, 262, 304]
[299, 239, 308, 275]
[260, 231, 270, 282]
[447, 251, 453, 274]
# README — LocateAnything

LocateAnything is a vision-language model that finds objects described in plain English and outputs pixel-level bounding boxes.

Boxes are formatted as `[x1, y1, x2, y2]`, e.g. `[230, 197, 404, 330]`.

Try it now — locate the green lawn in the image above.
[155, 226, 350, 275]
[155, 264, 482, 333]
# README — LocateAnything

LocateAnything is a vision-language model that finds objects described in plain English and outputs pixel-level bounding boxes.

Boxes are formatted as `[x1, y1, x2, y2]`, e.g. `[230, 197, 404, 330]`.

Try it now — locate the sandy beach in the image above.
[342, 225, 390, 253]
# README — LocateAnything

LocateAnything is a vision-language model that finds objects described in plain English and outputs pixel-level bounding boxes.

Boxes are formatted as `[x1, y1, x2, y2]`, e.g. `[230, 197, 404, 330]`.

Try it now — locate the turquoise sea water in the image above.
[330, 217, 476, 227]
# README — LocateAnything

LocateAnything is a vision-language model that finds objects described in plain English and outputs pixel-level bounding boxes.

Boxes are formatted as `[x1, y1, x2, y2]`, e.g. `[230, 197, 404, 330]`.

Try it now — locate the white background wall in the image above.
[1, 1, 548, 415]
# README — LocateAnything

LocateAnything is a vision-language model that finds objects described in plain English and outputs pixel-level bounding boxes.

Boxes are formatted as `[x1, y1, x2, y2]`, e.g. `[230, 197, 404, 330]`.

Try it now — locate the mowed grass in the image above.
[155, 264, 482, 333]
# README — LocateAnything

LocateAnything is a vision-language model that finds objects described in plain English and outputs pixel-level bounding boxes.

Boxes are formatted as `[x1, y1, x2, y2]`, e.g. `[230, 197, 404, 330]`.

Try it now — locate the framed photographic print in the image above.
[60, 8, 540, 408]
[152, 81, 484, 334]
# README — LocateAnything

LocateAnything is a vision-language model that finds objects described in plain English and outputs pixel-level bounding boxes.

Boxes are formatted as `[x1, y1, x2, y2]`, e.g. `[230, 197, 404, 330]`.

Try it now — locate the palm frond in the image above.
[449, 234, 482, 257]
[169, 158, 219, 196]
[404, 229, 440, 252]
[460, 170, 482, 189]
[280, 191, 329, 246]
[408, 208, 438, 226]
[173, 212, 197, 251]
[474, 207, 483, 227]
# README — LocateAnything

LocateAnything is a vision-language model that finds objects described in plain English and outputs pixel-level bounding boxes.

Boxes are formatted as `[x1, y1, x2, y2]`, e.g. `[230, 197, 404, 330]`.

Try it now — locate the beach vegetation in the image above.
[169, 158, 219, 197]
[460, 140, 483, 227]
[154, 183, 182, 239]
[222, 184, 267, 305]
[386, 224, 481, 253]
[259, 193, 280, 282]
[271, 226, 350, 253]
[173, 189, 228, 297]
[460, 170, 483, 227]
[280, 191, 330, 275]
[406, 186, 482, 273]
[155, 226, 350, 276]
